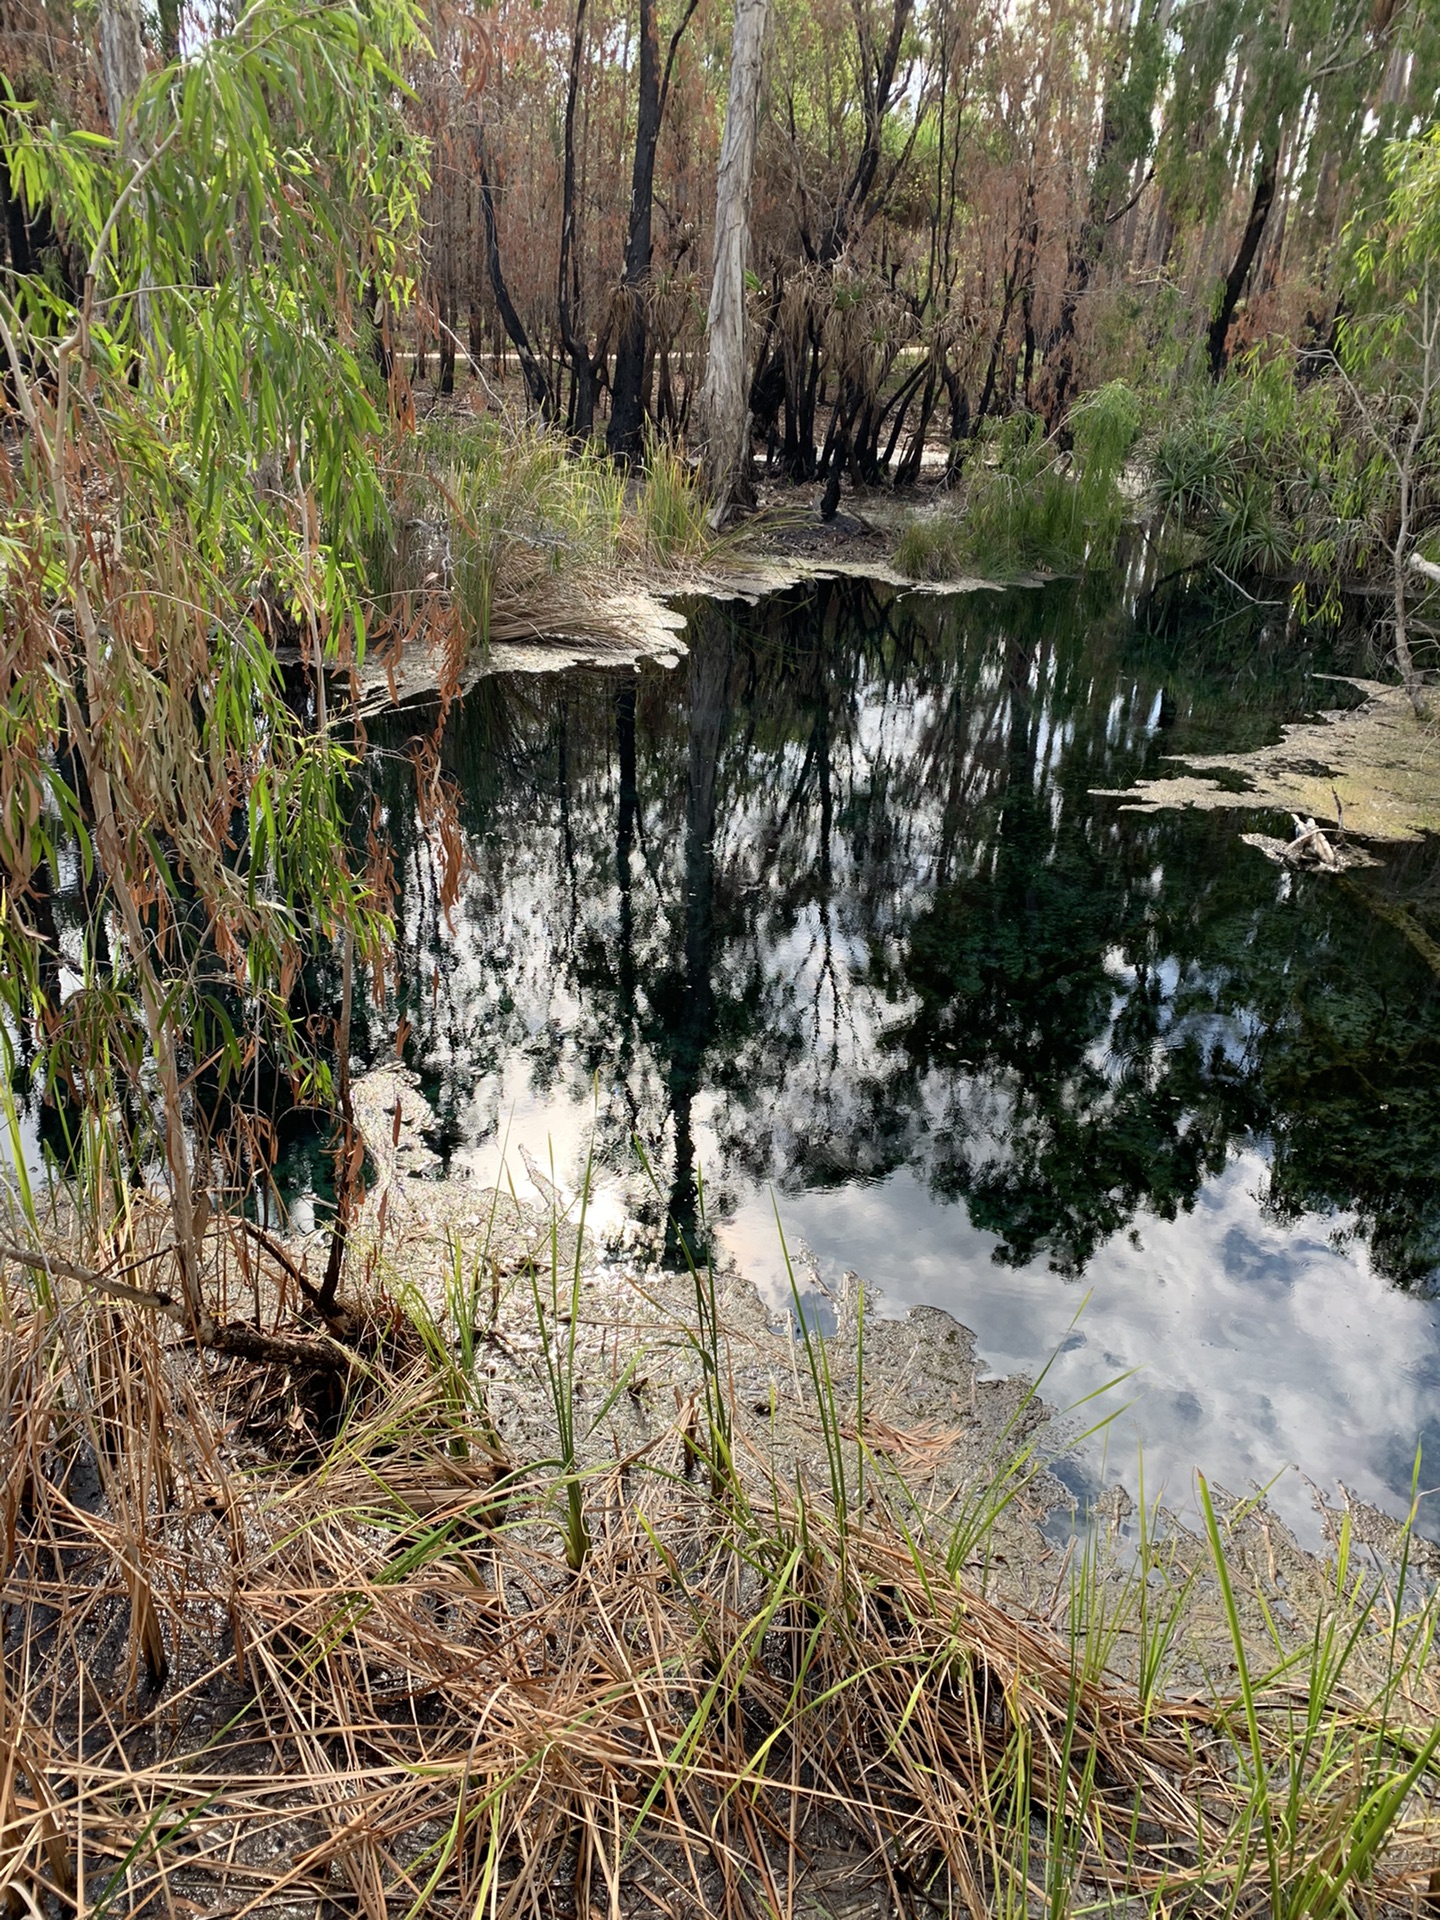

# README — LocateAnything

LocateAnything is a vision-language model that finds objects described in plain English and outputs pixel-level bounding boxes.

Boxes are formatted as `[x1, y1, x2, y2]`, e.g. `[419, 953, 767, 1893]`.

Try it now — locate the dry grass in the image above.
[3, 1208, 1439, 1920]
[365, 413, 714, 667]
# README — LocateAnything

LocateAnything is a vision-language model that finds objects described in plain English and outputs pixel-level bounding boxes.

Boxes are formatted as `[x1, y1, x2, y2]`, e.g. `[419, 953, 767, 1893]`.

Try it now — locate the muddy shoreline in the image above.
[341, 1065, 1440, 1632]
[355, 497, 1005, 709]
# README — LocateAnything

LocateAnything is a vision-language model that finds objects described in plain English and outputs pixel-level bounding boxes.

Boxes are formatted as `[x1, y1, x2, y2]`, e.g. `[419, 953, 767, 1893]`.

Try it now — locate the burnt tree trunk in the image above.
[558, 0, 601, 439]
[894, 359, 938, 485]
[766, 0, 913, 479]
[821, 0, 914, 264]
[438, 282, 456, 394]
[1, 151, 31, 275]
[607, 0, 699, 462]
[1207, 147, 1278, 379]
[476, 129, 554, 420]
[367, 280, 393, 383]
[606, 0, 661, 461]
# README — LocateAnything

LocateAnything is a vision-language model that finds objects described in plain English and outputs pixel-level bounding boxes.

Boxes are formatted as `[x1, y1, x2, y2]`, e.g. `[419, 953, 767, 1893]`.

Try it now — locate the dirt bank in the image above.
[5, 1066, 1437, 1917]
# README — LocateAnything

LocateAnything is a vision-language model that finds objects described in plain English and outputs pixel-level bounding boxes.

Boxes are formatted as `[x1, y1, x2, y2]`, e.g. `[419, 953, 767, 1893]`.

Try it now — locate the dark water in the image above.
[342, 578, 1440, 1538]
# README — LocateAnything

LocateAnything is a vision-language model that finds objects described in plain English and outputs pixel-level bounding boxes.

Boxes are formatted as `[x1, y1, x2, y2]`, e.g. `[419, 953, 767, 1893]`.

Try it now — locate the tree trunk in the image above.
[156, 0, 181, 62]
[98, 0, 153, 343]
[438, 282, 456, 393]
[941, 362, 970, 484]
[1041, 135, 1119, 430]
[97, 0, 147, 136]
[1207, 147, 1277, 379]
[1395, 340, 1435, 721]
[664, 609, 731, 1264]
[558, 0, 601, 441]
[697, 0, 768, 523]
[607, 0, 702, 462]
[894, 360, 937, 485]
[608, 0, 663, 461]
[476, 129, 554, 420]
[1, 158, 33, 276]
[1394, 547, 1425, 718]
[822, 0, 914, 263]
[367, 280, 393, 383]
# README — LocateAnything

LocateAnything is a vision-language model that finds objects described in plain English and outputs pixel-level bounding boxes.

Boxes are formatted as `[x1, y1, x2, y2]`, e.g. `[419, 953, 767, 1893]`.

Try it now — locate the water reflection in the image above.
[353, 577, 1440, 1538]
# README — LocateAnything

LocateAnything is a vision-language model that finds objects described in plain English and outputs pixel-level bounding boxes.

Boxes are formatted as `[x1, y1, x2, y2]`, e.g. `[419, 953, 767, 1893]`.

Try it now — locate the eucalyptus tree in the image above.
[1335, 129, 1440, 716]
[1155, 0, 1432, 379]
[1038, 0, 1169, 428]
[698, 0, 768, 519]
[0, 0, 427, 1346]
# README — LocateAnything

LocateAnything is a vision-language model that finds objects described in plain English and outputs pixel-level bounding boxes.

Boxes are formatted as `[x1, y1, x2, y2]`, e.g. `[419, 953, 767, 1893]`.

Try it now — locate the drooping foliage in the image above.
[0, 0, 429, 1325]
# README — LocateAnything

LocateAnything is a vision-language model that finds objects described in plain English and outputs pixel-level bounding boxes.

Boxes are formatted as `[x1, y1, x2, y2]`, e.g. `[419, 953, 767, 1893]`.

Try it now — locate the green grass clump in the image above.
[637, 429, 710, 564]
[896, 356, 1406, 614]
[373, 413, 714, 654]
[894, 510, 972, 579]
[441, 419, 628, 650]
[895, 381, 1143, 583]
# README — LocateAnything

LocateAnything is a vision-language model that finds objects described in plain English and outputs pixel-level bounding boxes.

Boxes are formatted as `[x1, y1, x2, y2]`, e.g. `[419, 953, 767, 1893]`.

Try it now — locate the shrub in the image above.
[1148, 358, 1394, 616]
[894, 381, 1144, 582]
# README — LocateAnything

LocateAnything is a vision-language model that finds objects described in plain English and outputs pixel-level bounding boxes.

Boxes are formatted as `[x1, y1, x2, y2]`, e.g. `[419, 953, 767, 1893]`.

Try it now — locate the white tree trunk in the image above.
[698, 0, 768, 525]
[98, 0, 147, 136]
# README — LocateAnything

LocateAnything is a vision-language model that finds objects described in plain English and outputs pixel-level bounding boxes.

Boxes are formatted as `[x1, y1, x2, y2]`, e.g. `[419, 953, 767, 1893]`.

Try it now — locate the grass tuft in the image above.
[895, 382, 1143, 583]
[368, 411, 714, 659]
[636, 429, 710, 565]
[2, 1183, 1438, 1918]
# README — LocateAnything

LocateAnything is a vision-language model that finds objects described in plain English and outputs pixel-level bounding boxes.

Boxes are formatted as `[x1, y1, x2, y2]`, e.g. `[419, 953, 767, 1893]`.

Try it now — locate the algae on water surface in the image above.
[1096, 679, 1440, 843]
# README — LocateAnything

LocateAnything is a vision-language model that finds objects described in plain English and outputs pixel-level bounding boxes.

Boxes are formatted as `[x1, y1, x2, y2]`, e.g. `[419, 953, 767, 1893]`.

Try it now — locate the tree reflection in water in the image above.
[357, 576, 1440, 1297]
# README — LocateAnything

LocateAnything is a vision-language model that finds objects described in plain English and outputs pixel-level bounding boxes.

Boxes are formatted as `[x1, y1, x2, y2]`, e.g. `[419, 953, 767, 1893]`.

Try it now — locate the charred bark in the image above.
[367, 280, 393, 383]
[607, 0, 700, 462]
[1207, 147, 1278, 380]
[822, 0, 915, 264]
[1, 160, 33, 277]
[476, 129, 554, 420]
[558, 0, 602, 440]
[438, 283, 456, 394]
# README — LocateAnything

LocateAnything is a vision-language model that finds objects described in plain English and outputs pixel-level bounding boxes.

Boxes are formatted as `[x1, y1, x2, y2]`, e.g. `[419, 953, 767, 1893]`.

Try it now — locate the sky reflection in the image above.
[349, 575, 1440, 1543]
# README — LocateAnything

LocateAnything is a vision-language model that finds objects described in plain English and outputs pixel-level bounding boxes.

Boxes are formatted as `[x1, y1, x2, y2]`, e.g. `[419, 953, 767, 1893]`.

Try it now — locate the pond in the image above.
[303, 576, 1440, 1542]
